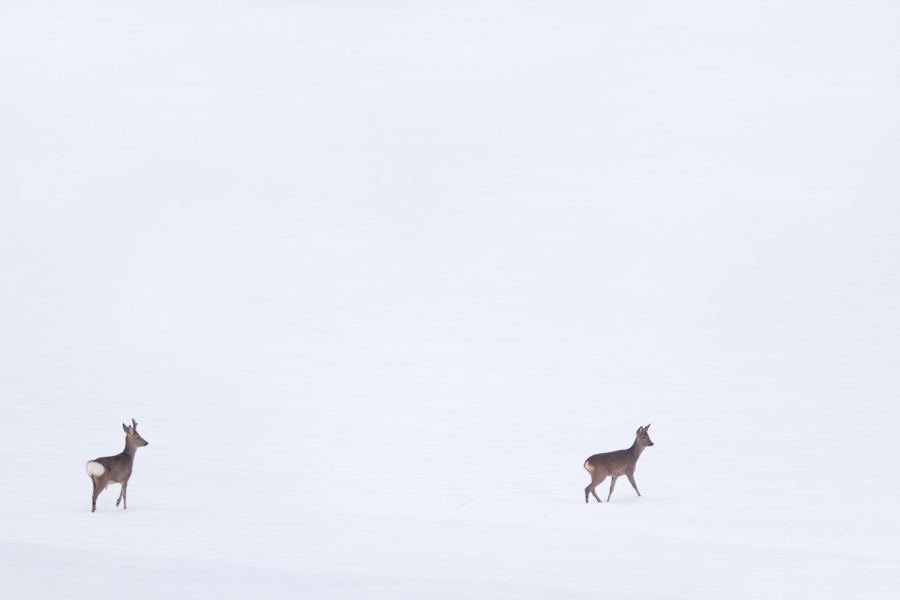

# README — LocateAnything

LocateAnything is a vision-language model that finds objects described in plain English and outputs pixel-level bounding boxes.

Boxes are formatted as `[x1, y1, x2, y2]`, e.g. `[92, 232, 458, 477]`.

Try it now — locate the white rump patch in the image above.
[584, 461, 594, 472]
[86, 461, 105, 477]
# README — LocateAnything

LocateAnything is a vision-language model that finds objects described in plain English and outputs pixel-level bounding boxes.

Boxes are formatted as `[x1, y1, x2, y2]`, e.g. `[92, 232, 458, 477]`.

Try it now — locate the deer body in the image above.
[86, 419, 148, 512]
[584, 424, 653, 503]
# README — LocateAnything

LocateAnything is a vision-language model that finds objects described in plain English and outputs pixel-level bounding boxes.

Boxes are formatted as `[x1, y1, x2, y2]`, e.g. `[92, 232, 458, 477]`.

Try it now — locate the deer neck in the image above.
[123, 438, 139, 459]
[629, 440, 646, 460]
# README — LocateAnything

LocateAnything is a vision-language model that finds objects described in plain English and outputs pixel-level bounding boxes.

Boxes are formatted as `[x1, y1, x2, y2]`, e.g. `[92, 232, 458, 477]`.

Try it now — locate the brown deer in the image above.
[85, 419, 149, 512]
[584, 424, 653, 503]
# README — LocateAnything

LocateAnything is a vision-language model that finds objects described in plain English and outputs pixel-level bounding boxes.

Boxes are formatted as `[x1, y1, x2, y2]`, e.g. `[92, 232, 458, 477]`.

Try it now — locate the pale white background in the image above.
[1, 1, 898, 598]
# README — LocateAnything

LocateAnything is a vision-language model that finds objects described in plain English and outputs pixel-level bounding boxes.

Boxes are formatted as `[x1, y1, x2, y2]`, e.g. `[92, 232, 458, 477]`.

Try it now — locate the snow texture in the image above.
[1, 1, 899, 598]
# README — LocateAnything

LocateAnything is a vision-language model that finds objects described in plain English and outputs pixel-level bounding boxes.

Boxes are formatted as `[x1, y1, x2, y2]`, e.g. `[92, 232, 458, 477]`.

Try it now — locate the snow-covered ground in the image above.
[2, 1, 899, 598]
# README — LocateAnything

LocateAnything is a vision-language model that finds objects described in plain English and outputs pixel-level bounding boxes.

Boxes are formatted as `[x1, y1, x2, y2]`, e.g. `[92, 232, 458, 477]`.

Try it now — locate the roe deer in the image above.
[584, 424, 653, 503]
[85, 419, 149, 512]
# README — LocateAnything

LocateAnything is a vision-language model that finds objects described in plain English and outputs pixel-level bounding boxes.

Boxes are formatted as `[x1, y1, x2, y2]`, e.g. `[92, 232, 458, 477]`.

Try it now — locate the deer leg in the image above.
[585, 475, 605, 503]
[122, 480, 127, 509]
[91, 478, 102, 513]
[116, 482, 125, 508]
[607, 476, 618, 501]
[626, 471, 641, 497]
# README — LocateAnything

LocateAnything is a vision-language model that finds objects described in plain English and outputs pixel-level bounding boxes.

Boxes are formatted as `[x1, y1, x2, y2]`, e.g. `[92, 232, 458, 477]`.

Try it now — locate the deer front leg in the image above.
[117, 480, 128, 508]
[607, 476, 618, 501]
[626, 470, 641, 497]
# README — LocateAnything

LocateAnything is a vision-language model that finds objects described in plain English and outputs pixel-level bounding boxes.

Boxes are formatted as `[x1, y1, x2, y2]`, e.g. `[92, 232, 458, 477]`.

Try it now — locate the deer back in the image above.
[585, 448, 637, 476]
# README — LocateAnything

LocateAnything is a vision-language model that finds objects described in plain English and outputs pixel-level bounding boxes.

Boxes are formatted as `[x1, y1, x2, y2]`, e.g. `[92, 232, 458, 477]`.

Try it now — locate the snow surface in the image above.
[1, 0, 899, 598]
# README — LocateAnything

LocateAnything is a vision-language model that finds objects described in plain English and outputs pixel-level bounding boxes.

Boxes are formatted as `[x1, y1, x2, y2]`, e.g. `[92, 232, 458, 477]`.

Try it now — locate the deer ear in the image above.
[645, 423, 651, 430]
[636, 426, 644, 435]
[123, 423, 130, 433]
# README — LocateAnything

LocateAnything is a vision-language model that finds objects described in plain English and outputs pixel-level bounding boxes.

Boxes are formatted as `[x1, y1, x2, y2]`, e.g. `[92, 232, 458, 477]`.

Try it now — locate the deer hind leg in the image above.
[626, 470, 641, 497]
[87, 461, 106, 513]
[607, 476, 618, 502]
[585, 474, 606, 503]
[91, 478, 103, 513]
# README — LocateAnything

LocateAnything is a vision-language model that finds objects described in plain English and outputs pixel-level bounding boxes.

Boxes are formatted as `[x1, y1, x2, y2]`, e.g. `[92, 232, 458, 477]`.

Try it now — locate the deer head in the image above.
[636, 424, 654, 447]
[123, 418, 149, 447]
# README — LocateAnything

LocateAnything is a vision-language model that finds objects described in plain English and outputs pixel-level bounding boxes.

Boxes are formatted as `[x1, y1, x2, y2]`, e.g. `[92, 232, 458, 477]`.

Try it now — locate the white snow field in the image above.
[1, 0, 899, 598]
